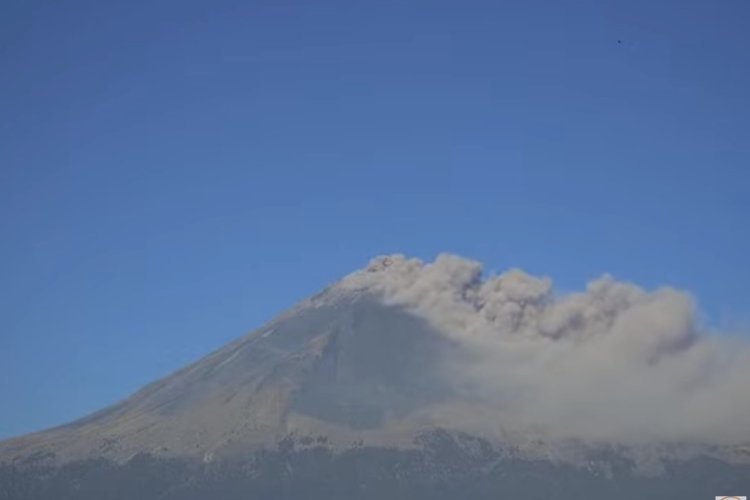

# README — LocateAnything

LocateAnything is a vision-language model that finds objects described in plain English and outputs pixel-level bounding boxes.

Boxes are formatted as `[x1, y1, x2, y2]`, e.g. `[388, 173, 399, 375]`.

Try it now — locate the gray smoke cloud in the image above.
[337, 254, 750, 445]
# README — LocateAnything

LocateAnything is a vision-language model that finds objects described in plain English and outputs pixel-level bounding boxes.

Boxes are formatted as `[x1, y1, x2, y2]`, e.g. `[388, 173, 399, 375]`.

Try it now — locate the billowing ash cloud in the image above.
[337, 254, 750, 444]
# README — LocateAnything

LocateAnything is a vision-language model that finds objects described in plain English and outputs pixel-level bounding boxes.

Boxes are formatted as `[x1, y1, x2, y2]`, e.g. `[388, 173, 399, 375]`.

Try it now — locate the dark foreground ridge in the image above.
[2, 431, 749, 500]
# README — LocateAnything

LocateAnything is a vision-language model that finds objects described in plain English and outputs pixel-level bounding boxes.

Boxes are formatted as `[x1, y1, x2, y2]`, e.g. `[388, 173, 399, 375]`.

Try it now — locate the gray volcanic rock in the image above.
[0, 289, 460, 464]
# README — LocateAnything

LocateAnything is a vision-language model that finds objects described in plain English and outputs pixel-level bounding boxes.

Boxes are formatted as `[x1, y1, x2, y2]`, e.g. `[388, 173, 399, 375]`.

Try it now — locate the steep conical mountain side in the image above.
[2, 254, 750, 499]
[0, 291, 460, 463]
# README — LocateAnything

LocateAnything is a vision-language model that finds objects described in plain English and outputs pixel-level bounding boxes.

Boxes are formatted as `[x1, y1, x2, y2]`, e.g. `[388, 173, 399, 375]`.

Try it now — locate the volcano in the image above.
[1, 254, 749, 500]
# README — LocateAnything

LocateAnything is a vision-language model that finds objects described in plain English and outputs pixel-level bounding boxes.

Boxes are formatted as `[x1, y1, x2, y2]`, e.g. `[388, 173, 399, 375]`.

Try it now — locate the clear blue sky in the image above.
[1, 0, 748, 439]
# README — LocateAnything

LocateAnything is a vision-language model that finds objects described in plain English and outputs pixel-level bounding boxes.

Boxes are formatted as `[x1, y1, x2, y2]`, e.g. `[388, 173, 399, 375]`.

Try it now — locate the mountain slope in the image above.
[0, 289, 462, 464]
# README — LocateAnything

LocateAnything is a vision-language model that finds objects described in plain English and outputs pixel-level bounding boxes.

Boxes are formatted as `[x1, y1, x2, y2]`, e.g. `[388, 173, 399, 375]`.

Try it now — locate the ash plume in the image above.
[337, 254, 750, 444]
